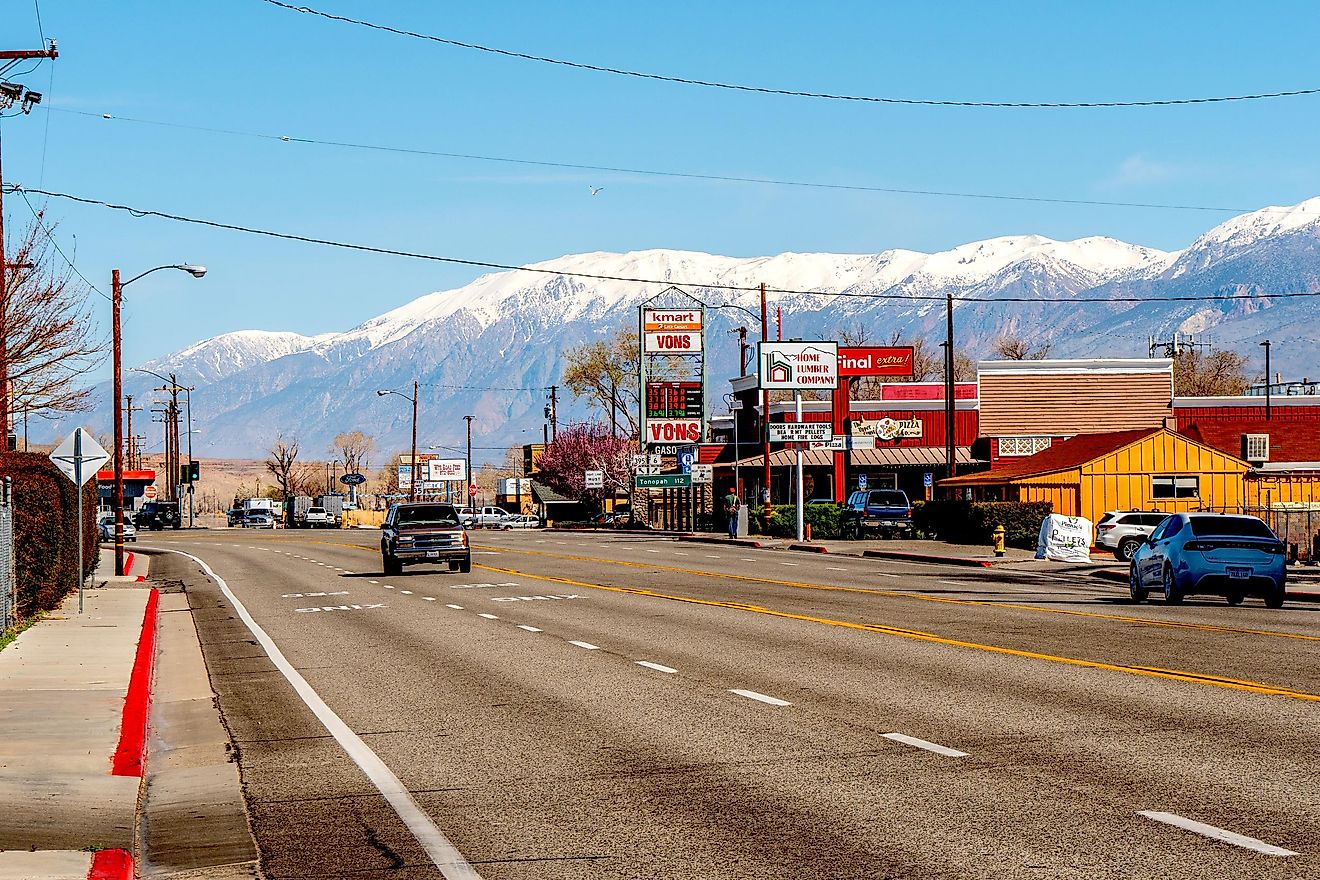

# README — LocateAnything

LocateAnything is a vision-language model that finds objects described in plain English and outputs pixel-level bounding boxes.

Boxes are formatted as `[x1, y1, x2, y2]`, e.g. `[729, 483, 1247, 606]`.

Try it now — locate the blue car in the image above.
[1129, 513, 1287, 607]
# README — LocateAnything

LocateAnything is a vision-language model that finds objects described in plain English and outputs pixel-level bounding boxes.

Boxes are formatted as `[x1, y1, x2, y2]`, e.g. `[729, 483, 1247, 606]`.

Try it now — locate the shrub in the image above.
[915, 499, 1052, 549]
[748, 503, 843, 539]
[1, 452, 99, 620]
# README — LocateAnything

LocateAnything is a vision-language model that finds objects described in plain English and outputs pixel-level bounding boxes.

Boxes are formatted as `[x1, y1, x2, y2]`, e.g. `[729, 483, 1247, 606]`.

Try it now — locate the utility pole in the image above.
[944, 293, 956, 483]
[124, 395, 142, 469]
[464, 414, 475, 506]
[548, 385, 558, 442]
[760, 282, 771, 512]
[0, 42, 57, 449]
[410, 381, 418, 503]
[736, 326, 749, 376]
[1260, 339, 1272, 421]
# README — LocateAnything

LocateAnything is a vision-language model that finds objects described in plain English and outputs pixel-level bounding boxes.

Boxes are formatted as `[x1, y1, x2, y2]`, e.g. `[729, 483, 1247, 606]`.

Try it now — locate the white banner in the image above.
[426, 458, 467, 482]
[768, 422, 832, 443]
[1035, 514, 1094, 563]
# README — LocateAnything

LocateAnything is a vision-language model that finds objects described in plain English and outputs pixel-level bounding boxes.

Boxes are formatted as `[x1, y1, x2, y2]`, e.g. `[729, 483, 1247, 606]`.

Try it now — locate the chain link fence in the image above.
[1, 477, 16, 631]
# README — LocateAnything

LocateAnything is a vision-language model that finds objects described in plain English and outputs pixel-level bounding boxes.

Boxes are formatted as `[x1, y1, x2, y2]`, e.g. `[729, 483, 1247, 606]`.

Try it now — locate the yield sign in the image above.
[50, 427, 110, 486]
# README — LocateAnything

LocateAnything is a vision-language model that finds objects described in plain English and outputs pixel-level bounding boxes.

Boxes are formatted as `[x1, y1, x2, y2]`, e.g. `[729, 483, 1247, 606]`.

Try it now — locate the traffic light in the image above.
[180, 461, 200, 484]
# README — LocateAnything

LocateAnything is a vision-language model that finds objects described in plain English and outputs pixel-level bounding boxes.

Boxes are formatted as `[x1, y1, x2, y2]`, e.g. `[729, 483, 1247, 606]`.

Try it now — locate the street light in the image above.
[113, 264, 206, 576]
[378, 382, 419, 501]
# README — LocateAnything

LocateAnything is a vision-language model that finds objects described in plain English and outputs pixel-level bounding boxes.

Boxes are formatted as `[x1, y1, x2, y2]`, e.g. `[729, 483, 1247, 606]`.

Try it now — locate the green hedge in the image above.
[1, 452, 100, 620]
[748, 503, 844, 539]
[913, 500, 1052, 549]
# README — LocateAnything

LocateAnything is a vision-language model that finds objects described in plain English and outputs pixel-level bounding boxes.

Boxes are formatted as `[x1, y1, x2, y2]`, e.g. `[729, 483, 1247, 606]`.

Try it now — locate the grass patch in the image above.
[0, 614, 43, 653]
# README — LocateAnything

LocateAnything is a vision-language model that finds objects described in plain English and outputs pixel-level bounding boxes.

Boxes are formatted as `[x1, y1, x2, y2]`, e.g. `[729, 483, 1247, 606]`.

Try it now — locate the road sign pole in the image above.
[795, 390, 805, 542]
[75, 428, 84, 614]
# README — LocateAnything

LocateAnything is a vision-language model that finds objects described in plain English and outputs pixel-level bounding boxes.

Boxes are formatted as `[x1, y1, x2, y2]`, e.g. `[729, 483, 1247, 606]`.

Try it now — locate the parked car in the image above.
[455, 506, 476, 526]
[502, 514, 543, 529]
[134, 500, 181, 531]
[1096, 511, 1168, 561]
[242, 510, 277, 529]
[226, 508, 245, 527]
[840, 489, 913, 539]
[380, 502, 471, 575]
[1129, 512, 1287, 607]
[303, 506, 335, 528]
[589, 511, 627, 527]
[469, 506, 512, 528]
[97, 513, 137, 543]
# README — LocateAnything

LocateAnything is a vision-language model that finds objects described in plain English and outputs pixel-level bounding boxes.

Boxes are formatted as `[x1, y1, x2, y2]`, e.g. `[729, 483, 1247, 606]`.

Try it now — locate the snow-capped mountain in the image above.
[66, 197, 1320, 458]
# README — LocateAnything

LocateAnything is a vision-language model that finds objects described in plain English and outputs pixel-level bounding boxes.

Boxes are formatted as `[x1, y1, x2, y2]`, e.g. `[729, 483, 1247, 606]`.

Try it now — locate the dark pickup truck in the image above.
[841, 489, 914, 539]
[381, 502, 471, 575]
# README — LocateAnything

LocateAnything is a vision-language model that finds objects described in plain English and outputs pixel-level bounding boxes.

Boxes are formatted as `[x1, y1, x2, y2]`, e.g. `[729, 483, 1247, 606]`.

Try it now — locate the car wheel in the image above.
[1129, 565, 1147, 603]
[382, 551, 402, 576]
[1264, 585, 1286, 609]
[1162, 566, 1184, 605]
[1226, 591, 1245, 606]
[458, 557, 472, 574]
[1116, 537, 1142, 563]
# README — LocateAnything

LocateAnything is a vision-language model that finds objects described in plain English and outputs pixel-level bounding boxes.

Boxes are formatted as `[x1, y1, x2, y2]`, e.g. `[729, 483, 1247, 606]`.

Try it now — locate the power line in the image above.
[259, 0, 1320, 110]
[51, 107, 1262, 214]
[14, 187, 110, 301]
[8, 181, 1320, 306]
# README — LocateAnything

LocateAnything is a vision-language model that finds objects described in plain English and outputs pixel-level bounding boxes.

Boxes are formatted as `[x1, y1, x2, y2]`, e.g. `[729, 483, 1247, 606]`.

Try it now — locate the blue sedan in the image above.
[1130, 513, 1287, 607]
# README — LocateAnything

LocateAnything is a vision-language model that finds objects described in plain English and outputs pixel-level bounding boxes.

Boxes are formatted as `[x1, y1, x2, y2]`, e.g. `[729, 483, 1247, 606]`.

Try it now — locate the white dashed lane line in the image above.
[368, 580, 379, 584]
[517, 625, 542, 632]
[568, 640, 600, 651]
[400, 590, 413, 595]
[827, 566, 847, 571]
[882, 732, 968, 758]
[1137, 811, 1298, 857]
[423, 597, 436, 602]
[478, 613, 499, 620]
[635, 661, 677, 674]
[780, 562, 799, 567]
[730, 689, 791, 707]
[446, 604, 464, 610]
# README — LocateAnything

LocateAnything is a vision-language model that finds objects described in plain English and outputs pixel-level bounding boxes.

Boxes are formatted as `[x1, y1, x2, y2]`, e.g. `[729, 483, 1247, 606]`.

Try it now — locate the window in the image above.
[998, 436, 1054, 457]
[1189, 515, 1273, 538]
[1243, 434, 1270, 462]
[1152, 475, 1199, 499]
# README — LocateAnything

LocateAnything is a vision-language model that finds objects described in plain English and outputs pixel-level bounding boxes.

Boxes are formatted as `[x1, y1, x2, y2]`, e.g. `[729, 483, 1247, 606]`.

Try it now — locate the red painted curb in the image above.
[788, 543, 829, 553]
[111, 588, 160, 777]
[123, 551, 136, 576]
[88, 848, 134, 880]
[862, 549, 994, 568]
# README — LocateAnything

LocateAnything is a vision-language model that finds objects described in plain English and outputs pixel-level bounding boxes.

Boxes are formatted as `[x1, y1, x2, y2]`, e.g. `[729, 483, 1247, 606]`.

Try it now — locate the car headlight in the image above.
[397, 535, 414, 544]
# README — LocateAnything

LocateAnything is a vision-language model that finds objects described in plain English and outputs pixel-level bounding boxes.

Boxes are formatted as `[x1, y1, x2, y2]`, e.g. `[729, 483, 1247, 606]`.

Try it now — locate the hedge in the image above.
[748, 503, 844, 539]
[913, 500, 1052, 549]
[1, 452, 100, 620]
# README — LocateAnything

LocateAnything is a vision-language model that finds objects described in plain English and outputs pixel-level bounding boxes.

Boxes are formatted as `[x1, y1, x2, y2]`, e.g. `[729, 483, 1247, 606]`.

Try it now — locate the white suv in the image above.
[1096, 511, 1168, 561]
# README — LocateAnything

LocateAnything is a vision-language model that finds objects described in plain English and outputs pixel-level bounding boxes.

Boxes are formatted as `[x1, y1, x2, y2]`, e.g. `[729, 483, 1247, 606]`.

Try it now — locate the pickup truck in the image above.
[303, 506, 335, 529]
[841, 489, 913, 539]
[467, 506, 512, 529]
[381, 502, 471, 575]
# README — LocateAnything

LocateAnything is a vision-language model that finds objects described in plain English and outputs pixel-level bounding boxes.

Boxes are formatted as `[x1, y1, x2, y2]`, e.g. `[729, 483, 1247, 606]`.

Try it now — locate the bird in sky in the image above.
[589, 186, 604, 196]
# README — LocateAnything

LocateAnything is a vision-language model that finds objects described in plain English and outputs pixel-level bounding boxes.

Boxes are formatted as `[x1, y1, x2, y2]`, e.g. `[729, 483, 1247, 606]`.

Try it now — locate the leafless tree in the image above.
[330, 431, 376, 475]
[264, 435, 301, 501]
[5, 213, 104, 416]
[991, 333, 1053, 360]
[1175, 349, 1251, 396]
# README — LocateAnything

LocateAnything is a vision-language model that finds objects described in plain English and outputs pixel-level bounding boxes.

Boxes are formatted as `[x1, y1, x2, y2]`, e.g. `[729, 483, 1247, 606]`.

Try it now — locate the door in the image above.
[1141, 516, 1176, 586]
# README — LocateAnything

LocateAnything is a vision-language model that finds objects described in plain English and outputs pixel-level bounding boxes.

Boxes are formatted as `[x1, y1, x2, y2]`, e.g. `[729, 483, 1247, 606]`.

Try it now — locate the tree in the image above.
[534, 423, 633, 507]
[1174, 349, 1250, 396]
[4, 213, 103, 416]
[991, 334, 1053, 361]
[562, 327, 640, 436]
[330, 431, 376, 475]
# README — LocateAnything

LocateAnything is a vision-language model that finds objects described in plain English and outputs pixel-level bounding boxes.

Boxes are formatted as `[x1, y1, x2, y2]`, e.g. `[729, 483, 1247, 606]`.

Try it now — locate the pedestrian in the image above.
[722, 488, 740, 539]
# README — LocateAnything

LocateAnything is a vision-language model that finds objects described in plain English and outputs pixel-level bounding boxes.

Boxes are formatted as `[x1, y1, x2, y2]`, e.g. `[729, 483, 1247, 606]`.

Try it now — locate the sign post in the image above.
[50, 428, 110, 614]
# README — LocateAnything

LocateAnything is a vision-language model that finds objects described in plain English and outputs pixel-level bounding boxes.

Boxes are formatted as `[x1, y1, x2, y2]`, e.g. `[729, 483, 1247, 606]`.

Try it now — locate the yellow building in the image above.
[940, 427, 1250, 525]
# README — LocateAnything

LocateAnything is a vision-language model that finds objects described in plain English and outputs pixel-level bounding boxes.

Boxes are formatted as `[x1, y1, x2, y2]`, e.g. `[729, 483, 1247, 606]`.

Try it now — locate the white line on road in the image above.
[1137, 811, 1298, 857]
[399, 590, 413, 595]
[446, 604, 464, 609]
[162, 549, 483, 879]
[674, 552, 688, 556]
[882, 732, 968, 758]
[874, 573, 900, 579]
[424, 597, 436, 601]
[741, 557, 757, 562]
[478, 613, 499, 620]
[368, 580, 379, 584]
[517, 625, 542, 632]
[383, 585, 395, 589]
[827, 566, 847, 571]
[644, 549, 659, 553]
[568, 640, 600, 650]
[730, 689, 791, 706]
[635, 661, 677, 674]
[705, 555, 721, 559]
[780, 562, 799, 566]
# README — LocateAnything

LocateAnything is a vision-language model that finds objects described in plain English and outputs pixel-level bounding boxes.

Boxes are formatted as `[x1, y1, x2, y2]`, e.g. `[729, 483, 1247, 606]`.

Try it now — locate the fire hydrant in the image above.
[992, 525, 1006, 558]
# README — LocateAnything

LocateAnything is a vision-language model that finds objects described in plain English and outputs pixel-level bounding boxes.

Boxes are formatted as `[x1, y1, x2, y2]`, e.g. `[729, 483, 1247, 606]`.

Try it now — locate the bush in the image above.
[1, 452, 99, 620]
[748, 503, 843, 539]
[914, 499, 1052, 549]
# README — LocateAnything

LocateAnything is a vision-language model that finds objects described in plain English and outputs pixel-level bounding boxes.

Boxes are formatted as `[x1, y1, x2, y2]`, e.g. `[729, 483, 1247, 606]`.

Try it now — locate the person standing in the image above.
[722, 488, 740, 539]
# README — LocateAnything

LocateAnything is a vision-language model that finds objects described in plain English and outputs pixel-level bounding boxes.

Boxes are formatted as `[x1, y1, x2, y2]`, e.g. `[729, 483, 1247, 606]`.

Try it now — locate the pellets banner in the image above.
[1035, 514, 1094, 563]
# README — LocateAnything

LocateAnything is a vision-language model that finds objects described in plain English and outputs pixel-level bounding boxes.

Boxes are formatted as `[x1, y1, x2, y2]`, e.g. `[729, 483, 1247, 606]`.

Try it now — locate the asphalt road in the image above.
[144, 527, 1320, 879]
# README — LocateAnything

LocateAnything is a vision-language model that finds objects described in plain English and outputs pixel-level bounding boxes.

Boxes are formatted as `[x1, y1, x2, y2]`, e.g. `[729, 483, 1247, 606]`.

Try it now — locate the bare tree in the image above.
[264, 435, 301, 502]
[991, 333, 1053, 360]
[330, 431, 376, 475]
[5, 213, 104, 416]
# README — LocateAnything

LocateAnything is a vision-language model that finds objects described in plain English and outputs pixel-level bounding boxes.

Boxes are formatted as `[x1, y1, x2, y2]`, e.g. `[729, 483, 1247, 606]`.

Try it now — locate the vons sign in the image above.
[643, 308, 703, 354]
[646, 419, 702, 444]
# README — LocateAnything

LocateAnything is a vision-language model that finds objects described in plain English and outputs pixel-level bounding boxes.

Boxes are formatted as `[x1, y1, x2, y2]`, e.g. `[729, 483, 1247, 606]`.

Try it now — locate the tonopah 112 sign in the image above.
[643, 308, 703, 354]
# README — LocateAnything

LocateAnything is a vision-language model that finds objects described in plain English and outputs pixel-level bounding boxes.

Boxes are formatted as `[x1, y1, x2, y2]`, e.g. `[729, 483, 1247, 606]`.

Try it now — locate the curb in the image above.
[88, 849, 134, 880]
[111, 588, 160, 777]
[862, 549, 995, 568]
[677, 534, 763, 548]
[788, 543, 829, 554]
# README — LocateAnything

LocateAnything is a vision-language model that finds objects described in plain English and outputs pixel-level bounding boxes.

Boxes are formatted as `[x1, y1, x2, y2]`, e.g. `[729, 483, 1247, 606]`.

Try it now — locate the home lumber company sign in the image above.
[758, 341, 840, 390]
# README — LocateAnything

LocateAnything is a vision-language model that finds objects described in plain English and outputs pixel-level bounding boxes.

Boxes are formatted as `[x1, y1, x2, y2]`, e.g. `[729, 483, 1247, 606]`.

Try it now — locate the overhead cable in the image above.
[258, 0, 1320, 110]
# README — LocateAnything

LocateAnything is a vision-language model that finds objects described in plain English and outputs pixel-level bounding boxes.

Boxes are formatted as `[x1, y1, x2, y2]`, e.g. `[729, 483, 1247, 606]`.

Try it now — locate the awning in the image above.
[728, 446, 981, 468]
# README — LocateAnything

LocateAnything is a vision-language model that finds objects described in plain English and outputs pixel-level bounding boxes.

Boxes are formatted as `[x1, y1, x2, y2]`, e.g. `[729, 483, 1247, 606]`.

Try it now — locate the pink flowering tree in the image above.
[535, 423, 634, 508]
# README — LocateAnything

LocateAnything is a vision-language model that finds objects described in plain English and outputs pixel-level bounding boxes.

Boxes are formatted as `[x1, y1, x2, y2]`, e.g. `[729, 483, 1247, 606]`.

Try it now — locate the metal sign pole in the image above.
[795, 390, 805, 542]
[74, 428, 84, 614]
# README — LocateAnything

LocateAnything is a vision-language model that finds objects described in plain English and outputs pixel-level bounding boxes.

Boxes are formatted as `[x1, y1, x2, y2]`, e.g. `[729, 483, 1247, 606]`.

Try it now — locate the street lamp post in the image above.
[113, 264, 206, 576]
[378, 382, 419, 501]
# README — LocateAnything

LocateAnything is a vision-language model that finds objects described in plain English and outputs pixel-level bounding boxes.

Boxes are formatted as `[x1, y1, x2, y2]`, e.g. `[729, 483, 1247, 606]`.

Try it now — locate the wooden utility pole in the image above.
[124, 395, 142, 469]
[944, 293, 957, 483]
[548, 385, 558, 442]
[761, 282, 771, 512]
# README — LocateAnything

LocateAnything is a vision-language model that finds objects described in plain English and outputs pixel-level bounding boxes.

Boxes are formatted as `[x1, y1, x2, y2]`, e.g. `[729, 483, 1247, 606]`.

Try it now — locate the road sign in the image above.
[468, 485, 478, 497]
[768, 422, 832, 443]
[678, 449, 696, 473]
[50, 428, 109, 486]
[923, 472, 934, 488]
[143, 485, 159, 500]
[858, 473, 868, 490]
[690, 464, 713, 484]
[584, 470, 604, 489]
[758, 341, 839, 390]
[340, 472, 367, 486]
[635, 473, 692, 490]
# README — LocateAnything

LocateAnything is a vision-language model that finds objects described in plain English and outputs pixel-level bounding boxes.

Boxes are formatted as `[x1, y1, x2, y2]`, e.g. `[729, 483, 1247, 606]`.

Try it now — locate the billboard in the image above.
[768, 422, 832, 443]
[645, 381, 703, 419]
[837, 346, 915, 378]
[643, 308, 703, 354]
[645, 419, 702, 445]
[425, 458, 467, 482]
[397, 464, 412, 491]
[759, 341, 839, 390]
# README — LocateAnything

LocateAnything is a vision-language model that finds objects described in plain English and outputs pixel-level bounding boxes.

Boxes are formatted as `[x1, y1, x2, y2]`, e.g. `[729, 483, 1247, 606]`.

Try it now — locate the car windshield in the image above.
[1189, 516, 1274, 538]
[871, 491, 907, 506]
[396, 504, 461, 526]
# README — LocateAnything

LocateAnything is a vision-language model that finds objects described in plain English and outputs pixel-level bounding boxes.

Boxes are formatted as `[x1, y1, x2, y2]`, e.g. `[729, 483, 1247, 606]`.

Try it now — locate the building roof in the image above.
[940, 428, 1160, 486]
[731, 446, 980, 469]
[978, 358, 1173, 376]
[1180, 420, 1320, 464]
[1173, 395, 1320, 410]
[530, 480, 574, 505]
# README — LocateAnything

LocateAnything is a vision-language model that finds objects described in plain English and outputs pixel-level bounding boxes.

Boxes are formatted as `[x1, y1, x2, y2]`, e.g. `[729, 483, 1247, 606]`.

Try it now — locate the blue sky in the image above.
[4, 0, 1320, 377]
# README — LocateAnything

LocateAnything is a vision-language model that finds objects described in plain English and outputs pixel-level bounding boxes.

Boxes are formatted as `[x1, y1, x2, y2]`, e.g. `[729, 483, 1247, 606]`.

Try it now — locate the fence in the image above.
[1, 477, 15, 631]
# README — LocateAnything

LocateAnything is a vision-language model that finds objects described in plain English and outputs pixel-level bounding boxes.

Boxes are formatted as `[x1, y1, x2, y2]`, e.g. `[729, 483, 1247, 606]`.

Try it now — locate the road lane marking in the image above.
[424, 597, 436, 601]
[446, 604, 464, 609]
[827, 566, 847, 571]
[1137, 811, 1298, 857]
[399, 590, 413, 595]
[281, 591, 350, 598]
[478, 613, 499, 620]
[780, 562, 799, 566]
[636, 661, 677, 674]
[470, 561, 1320, 704]
[882, 732, 968, 758]
[368, 580, 379, 584]
[705, 555, 721, 559]
[568, 640, 599, 650]
[161, 549, 483, 880]
[295, 604, 387, 613]
[517, 625, 542, 632]
[730, 689, 791, 706]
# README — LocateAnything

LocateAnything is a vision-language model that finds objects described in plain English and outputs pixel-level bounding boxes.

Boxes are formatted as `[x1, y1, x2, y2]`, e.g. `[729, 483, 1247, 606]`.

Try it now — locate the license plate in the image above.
[1227, 566, 1251, 579]
[426, 551, 439, 559]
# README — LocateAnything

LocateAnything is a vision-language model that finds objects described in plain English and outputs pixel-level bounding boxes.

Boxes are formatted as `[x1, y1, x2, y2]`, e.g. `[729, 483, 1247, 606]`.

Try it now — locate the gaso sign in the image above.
[643, 308, 703, 354]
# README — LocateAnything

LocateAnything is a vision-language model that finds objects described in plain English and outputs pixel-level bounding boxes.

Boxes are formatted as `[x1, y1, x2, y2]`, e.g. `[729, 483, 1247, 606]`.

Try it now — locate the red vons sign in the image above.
[646, 419, 702, 443]
[837, 346, 915, 378]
